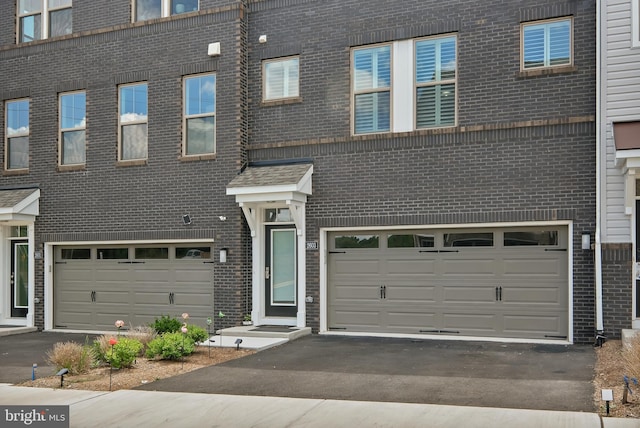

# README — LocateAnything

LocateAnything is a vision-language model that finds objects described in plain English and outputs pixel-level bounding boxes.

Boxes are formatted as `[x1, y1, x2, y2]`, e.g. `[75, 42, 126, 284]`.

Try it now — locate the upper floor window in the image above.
[263, 56, 300, 101]
[415, 36, 456, 128]
[183, 74, 215, 157]
[119, 83, 148, 162]
[4, 99, 30, 171]
[521, 18, 572, 70]
[18, 0, 72, 43]
[134, 0, 198, 21]
[59, 91, 86, 166]
[352, 46, 391, 134]
[351, 34, 457, 136]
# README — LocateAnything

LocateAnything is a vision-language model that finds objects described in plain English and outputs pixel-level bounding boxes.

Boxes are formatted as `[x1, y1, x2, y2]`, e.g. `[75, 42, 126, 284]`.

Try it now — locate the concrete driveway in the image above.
[137, 335, 596, 412]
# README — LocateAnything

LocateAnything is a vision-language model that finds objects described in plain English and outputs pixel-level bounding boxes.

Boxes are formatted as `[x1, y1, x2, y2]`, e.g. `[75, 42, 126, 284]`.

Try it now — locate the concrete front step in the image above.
[218, 325, 311, 341]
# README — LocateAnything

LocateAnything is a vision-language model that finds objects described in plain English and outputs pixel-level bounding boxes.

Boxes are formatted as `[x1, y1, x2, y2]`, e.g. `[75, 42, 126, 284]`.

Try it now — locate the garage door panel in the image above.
[387, 259, 436, 275]
[502, 313, 566, 336]
[386, 310, 437, 330]
[386, 285, 435, 303]
[440, 258, 496, 275]
[442, 312, 497, 332]
[331, 309, 381, 328]
[55, 244, 214, 330]
[443, 286, 496, 303]
[503, 257, 565, 277]
[328, 227, 569, 340]
[503, 287, 564, 305]
[332, 285, 382, 303]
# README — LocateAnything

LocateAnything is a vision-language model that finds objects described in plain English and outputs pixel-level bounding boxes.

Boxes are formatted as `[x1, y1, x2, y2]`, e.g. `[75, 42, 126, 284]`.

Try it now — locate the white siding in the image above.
[603, 0, 640, 242]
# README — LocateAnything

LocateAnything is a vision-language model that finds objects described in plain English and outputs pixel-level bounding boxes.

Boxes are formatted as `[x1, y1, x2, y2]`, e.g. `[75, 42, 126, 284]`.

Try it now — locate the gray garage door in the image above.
[54, 244, 214, 330]
[328, 227, 569, 340]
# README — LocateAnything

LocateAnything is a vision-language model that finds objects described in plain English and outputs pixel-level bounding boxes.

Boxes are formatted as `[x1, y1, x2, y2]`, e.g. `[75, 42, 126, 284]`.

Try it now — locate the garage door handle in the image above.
[169, 292, 174, 304]
[545, 248, 567, 252]
[91, 291, 96, 302]
[329, 251, 346, 254]
[495, 287, 502, 301]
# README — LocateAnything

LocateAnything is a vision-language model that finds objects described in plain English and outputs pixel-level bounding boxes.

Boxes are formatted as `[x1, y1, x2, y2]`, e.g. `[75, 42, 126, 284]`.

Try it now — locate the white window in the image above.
[134, 0, 198, 21]
[633, 0, 640, 48]
[59, 91, 86, 166]
[183, 74, 215, 156]
[263, 56, 300, 101]
[351, 34, 457, 135]
[521, 18, 572, 70]
[4, 99, 30, 171]
[17, 0, 72, 43]
[119, 83, 148, 161]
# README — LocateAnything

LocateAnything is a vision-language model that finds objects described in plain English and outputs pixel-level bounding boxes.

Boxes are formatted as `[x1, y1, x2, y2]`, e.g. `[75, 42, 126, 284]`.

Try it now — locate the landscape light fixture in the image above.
[235, 338, 243, 350]
[56, 368, 69, 387]
[602, 389, 613, 416]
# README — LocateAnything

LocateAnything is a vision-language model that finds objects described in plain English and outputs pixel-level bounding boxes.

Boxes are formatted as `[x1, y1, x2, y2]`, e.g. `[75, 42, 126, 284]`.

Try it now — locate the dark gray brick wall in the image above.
[246, 0, 596, 145]
[0, 7, 248, 330]
[601, 244, 633, 339]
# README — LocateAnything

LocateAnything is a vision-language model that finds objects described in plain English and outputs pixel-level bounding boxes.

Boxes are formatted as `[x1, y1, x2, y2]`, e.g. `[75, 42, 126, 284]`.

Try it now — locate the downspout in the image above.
[595, 0, 605, 334]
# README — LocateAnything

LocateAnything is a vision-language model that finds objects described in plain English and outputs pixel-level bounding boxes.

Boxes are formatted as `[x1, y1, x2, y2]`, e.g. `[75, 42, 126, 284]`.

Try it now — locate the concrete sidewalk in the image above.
[0, 384, 637, 428]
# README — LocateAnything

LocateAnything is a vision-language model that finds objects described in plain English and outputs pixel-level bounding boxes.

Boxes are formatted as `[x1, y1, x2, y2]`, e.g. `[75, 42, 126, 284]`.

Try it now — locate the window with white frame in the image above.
[134, 0, 198, 21]
[633, 0, 640, 48]
[4, 99, 30, 171]
[416, 36, 456, 128]
[352, 45, 391, 134]
[351, 34, 457, 135]
[521, 18, 572, 70]
[59, 91, 86, 166]
[183, 74, 215, 156]
[119, 83, 148, 161]
[263, 56, 300, 101]
[17, 0, 72, 43]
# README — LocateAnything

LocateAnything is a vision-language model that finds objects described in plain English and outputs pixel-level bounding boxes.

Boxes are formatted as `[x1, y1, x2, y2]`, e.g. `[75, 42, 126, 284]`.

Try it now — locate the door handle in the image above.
[265, 267, 270, 280]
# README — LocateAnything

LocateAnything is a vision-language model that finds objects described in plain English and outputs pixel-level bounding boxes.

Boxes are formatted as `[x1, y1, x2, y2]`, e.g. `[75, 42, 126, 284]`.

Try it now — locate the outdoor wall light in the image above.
[182, 214, 192, 225]
[582, 232, 591, 250]
[219, 248, 228, 263]
[259, 34, 267, 43]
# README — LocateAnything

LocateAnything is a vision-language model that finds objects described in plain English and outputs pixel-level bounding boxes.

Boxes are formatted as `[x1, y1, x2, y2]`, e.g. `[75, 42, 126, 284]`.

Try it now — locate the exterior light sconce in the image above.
[259, 35, 267, 44]
[182, 214, 192, 225]
[219, 248, 228, 263]
[207, 42, 220, 57]
[582, 232, 591, 250]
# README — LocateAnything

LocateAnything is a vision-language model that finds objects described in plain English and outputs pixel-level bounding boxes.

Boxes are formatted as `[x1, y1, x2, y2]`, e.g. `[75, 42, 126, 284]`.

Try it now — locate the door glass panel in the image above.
[388, 234, 435, 248]
[272, 229, 296, 305]
[14, 244, 28, 308]
[176, 247, 211, 259]
[97, 248, 129, 259]
[504, 231, 558, 246]
[61, 248, 91, 259]
[443, 232, 493, 247]
[335, 235, 379, 248]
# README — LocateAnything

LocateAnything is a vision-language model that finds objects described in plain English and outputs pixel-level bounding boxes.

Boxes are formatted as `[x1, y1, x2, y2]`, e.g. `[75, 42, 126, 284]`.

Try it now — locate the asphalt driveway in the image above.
[0, 332, 595, 412]
[138, 335, 596, 412]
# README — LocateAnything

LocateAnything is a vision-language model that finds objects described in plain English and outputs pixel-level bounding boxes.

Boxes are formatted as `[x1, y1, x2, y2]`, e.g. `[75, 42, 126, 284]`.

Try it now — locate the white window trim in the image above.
[58, 90, 86, 167]
[16, 0, 72, 43]
[133, 0, 199, 22]
[4, 98, 30, 172]
[118, 82, 148, 162]
[262, 56, 300, 102]
[182, 73, 216, 158]
[633, 0, 640, 48]
[520, 17, 574, 71]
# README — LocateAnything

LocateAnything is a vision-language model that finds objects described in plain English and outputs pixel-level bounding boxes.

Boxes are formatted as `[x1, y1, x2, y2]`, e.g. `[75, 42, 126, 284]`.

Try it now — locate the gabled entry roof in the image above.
[0, 188, 40, 222]
[226, 163, 313, 203]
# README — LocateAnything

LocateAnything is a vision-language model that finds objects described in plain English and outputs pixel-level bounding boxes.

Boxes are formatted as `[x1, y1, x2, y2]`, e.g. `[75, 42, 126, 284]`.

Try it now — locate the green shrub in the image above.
[46, 340, 92, 375]
[186, 324, 208, 344]
[145, 332, 195, 360]
[150, 315, 182, 334]
[127, 325, 157, 353]
[93, 336, 143, 369]
[107, 337, 143, 369]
